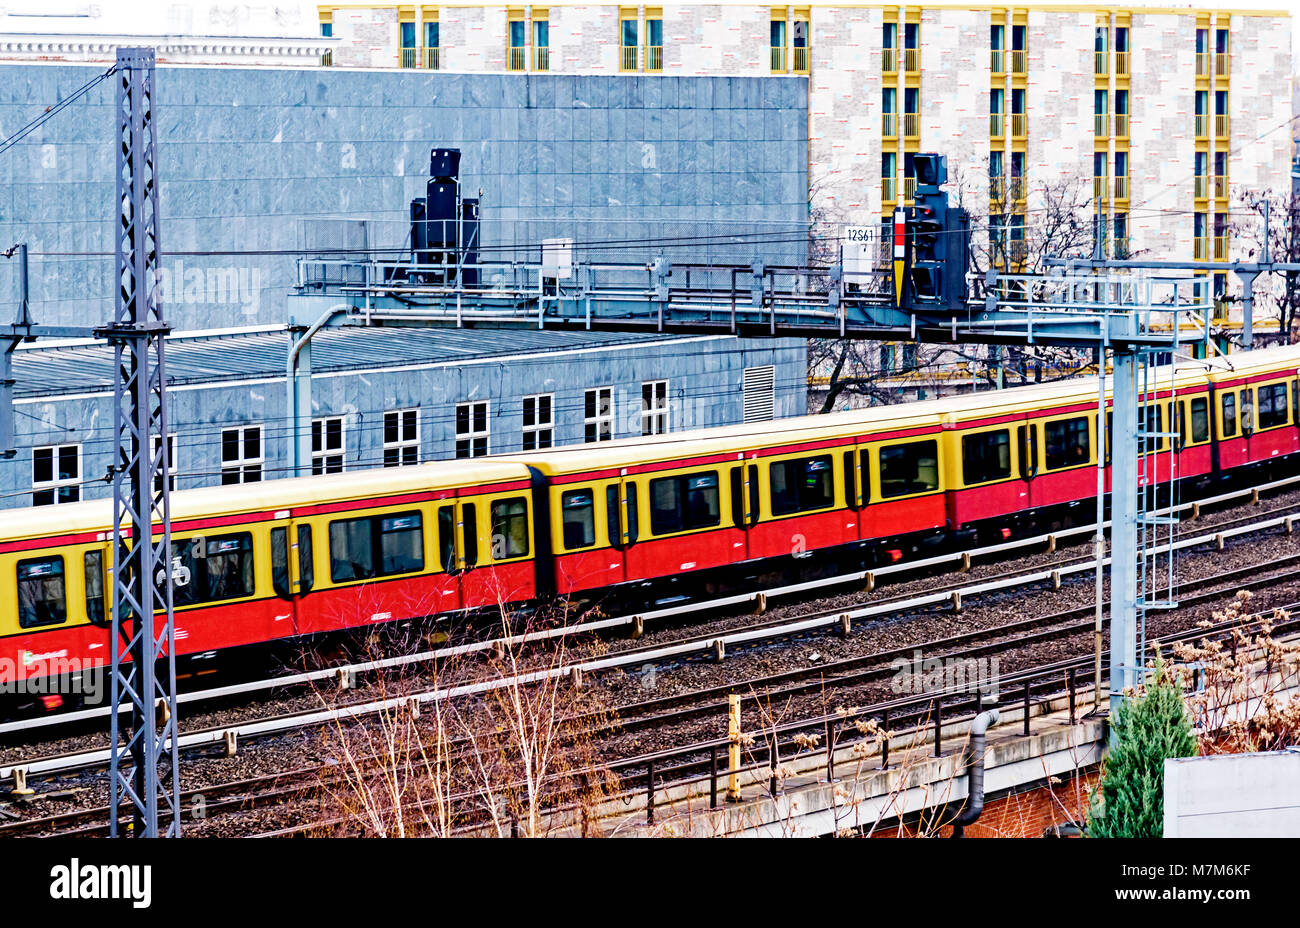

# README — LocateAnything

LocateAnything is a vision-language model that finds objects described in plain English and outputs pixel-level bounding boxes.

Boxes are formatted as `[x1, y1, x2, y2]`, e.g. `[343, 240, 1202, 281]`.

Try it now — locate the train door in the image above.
[727, 454, 759, 560]
[435, 500, 469, 612]
[1016, 418, 1038, 511]
[268, 522, 302, 638]
[842, 443, 866, 541]
[603, 470, 636, 585]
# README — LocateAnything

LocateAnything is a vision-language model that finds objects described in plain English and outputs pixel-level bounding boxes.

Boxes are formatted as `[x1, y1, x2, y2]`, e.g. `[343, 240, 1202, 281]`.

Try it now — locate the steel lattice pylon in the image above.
[105, 47, 180, 838]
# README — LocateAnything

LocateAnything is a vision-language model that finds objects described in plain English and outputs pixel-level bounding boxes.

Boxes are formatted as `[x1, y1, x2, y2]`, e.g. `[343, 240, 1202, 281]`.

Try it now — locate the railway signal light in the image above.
[901, 153, 971, 315]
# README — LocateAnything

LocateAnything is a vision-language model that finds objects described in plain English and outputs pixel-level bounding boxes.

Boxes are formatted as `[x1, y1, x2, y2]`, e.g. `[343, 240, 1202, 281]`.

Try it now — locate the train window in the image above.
[961, 430, 1011, 485]
[298, 524, 314, 593]
[561, 490, 596, 549]
[382, 513, 426, 574]
[769, 456, 834, 515]
[1222, 393, 1237, 438]
[1258, 383, 1287, 429]
[459, 505, 478, 568]
[17, 556, 67, 628]
[1045, 417, 1090, 470]
[604, 486, 639, 549]
[271, 527, 291, 598]
[879, 440, 939, 497]
[84, 550, 105, 625]
[492, 498, 530, 559]
[203, 534, 256, 601]
[1017, 425, 1037, 478]
[650, 471, 721, 535]
[1240, 393, 1254, 434]
[438, 506, 456, 569]
[730, 465, 760, 528]
[1142, 406, 1165, 451]
[1189, 397, 1210, 444]
[329, 514, 423, 583]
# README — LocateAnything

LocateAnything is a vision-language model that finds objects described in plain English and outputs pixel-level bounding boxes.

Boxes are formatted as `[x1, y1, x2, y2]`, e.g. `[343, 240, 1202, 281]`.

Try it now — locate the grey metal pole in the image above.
[1094, 349, 1106, 712]
[1109, 345, 1140, 722]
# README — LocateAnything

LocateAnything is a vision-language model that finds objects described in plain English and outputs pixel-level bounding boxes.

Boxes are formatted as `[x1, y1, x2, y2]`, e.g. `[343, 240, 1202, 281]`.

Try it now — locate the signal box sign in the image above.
[843, 224, 881, 277]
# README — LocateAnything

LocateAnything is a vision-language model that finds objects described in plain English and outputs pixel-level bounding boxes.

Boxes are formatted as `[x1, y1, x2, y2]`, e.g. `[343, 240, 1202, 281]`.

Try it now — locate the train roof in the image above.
[0, 459, 532, 543]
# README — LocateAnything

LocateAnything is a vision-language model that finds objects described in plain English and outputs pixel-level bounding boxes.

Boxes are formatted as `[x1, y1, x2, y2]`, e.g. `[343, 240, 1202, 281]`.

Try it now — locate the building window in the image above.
[1215, 28, 1229, 75]
[645, 10, 662, 72]
[1010, 88, 1026, 137]
[220, 426, 262, 485]
[990, 88, 1004, 137]
[399, 20, 417, 68]
[770, 17, 786, 72]
[1114, 151, 1128, 199]
[743, 365, 776, 423]
[883, 21, 897, 71]
[508, 13, 526, 71]
[456, 401, 489, 459]
[424, 17, 440, 69]
[522, 393, 554, 450]
[384, 409, 420, 467]
[320, 17, 333, 66]
[533, 14, 549, 71]
[312, 416, 346, 475]
[585, 387, 614, 442]
[990, 23, 1004, 72]
[1113, 214, 1128, 259]
[903, 22, 919, 72]
[903, 87, 920, 140]
[1011, 23, 1026, 73]
[1114, 26, 1128, 75]
[882, 87, 897, 137]
[620, 13, 638, 71]
[33, 443, 80, 506]
[642, 380, 669, 435]
[791, 14, 809, 73]
[1094, 26, 1108, 75]
[882, 151, 897, 203]
[1115, 89, 1129, 136]
[1194, 212, 1208, 260]
[1196, 28, 1209, 75]
[151, 433, 177, 493]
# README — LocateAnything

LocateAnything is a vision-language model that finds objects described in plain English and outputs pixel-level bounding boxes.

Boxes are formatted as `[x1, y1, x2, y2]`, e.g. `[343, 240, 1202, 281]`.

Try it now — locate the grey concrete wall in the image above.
[0, 65, 810, 330]
[1164, 751, 1300, 838]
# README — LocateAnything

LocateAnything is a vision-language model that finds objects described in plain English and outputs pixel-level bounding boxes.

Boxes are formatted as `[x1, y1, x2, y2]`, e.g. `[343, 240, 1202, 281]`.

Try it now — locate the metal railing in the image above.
[1195, 114, 1208, 138]
[1094, 50, 1107, 75]
[903, 112, 919, 138]
[1115, 51, 1129, 75]
[989, 176, 1005, 200]
[1008, 239, 1028, 262]
[1214, 235, 1228, 261]
[1214, 175, 1227, 199]
[622, 45, 638, 71]
[1008, 176, 1025, 201]
[1114, 176, 1128, 199]
[1011, 49, 1026, 74]
[903, 176, 916, 202]
[1196, 52, 1209, 76]
[1215, 114, 1229, 138]
[1011, 113, 1026, 137]
[1216, 52, 1229, 76]
[425, 46, 441, 69]
[1112, 237, 1130, 259]
[508, 46, 527, 71]
[400, 47, 418, 68]
[990, 112, 1004, 137]
[534, 46, 549, 71]
[770, 46, 785, 72]
[1093, 175, 1108, 200]
[881, 176, 897, 202]
[1194, 236, 1208, 260]
[320, 50, 333, 67]
[792, 46, 809, 72]
[1194, 175, 1208, 198]
[882, 112, 897, 137]
[990, 48, 1004, 73]
[645, 45, 662, 72]
[1094, 113, 1108, 136]
[1114, 113, 1128, 137]
[904, 47, 918, 72]
[882, 47, 896, 72]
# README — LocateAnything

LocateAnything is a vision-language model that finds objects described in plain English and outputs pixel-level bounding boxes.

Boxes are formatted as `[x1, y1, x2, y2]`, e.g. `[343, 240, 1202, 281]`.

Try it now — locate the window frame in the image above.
[961, 428, 1013, 486]
[768, 454, 836, 517]
[522, 392, 555, 450]
[641, 379, 669, 436]
[1043, 415, 1091, 471]
[16, 554, 68, 628]
[220, 425, 263, 485]
[328, 510, 425, 584]
[383, 408, 421, 467]
[648, 470, 722, 537]
[584, 387, 614, 443]
[455, 400, 490, 459]
[312, 415, 346, 475]
[876, 438, 940, 499]
[32, 442, 82, 506]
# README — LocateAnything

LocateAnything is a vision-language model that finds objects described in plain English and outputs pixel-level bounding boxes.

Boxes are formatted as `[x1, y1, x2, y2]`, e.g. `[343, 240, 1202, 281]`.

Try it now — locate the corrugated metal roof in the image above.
[11, 326, 702, 399]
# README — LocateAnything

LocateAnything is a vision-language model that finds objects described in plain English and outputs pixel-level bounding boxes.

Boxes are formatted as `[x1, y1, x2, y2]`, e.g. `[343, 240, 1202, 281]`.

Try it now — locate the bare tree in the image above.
[1229, 187, 1300, 342]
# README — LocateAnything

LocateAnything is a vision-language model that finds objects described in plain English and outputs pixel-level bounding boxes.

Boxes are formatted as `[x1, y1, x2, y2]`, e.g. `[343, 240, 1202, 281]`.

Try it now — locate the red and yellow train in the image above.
[4, 343, 1300, 702]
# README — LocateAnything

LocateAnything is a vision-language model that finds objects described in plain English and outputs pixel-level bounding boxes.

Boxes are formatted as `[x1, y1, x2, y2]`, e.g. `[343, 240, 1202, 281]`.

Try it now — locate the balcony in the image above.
[1216, 52, 1229, 76]
[903, 113, 920, 138]
[989, 112, 1004, 137]
[1094, 175, 1108, 201]
[792, 46, 810, 73]
[1194, 237, 1208, 260]
[1094, 51, 1108, 75]
[1011, 50, 1026, 74]
[1195, 175, 1208, 199]
[1215, 114, 1229, 138]
[990, 49, 1004, 73]
[1213, 235, 1228, 260]
[645, 45, 662, 72]
[1196, 52, 1209, 77]
[1194, 114, 1208, 138]
[1114, 113, 1129, 137]
[883, 47, 897, 72]
[1008, 176, 1025, 201]
[400, 47, 418, 68]
[1094, 113, 1108, 136]
[903, 176, 916, 202]
[622, 45, 638, 71]
[1114, 176, 1129, 199]
[882, 112, 897, 137]
[320, 50, 333, 67]
[882, 176, 897, 203]
[508, 46, 527, 71]
[424, 46, 440, 69]
[989, 176, 1005, 201]
[770, 46, 785, 72]
[904, 48, 919, 72]
[1115, 51, 1129, 76]
[1112, 237, 1130, 259]
[1213, 175, 1227, 199]
[1009, 239, 1028, 262]
[1011, 113, 1026, 137]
